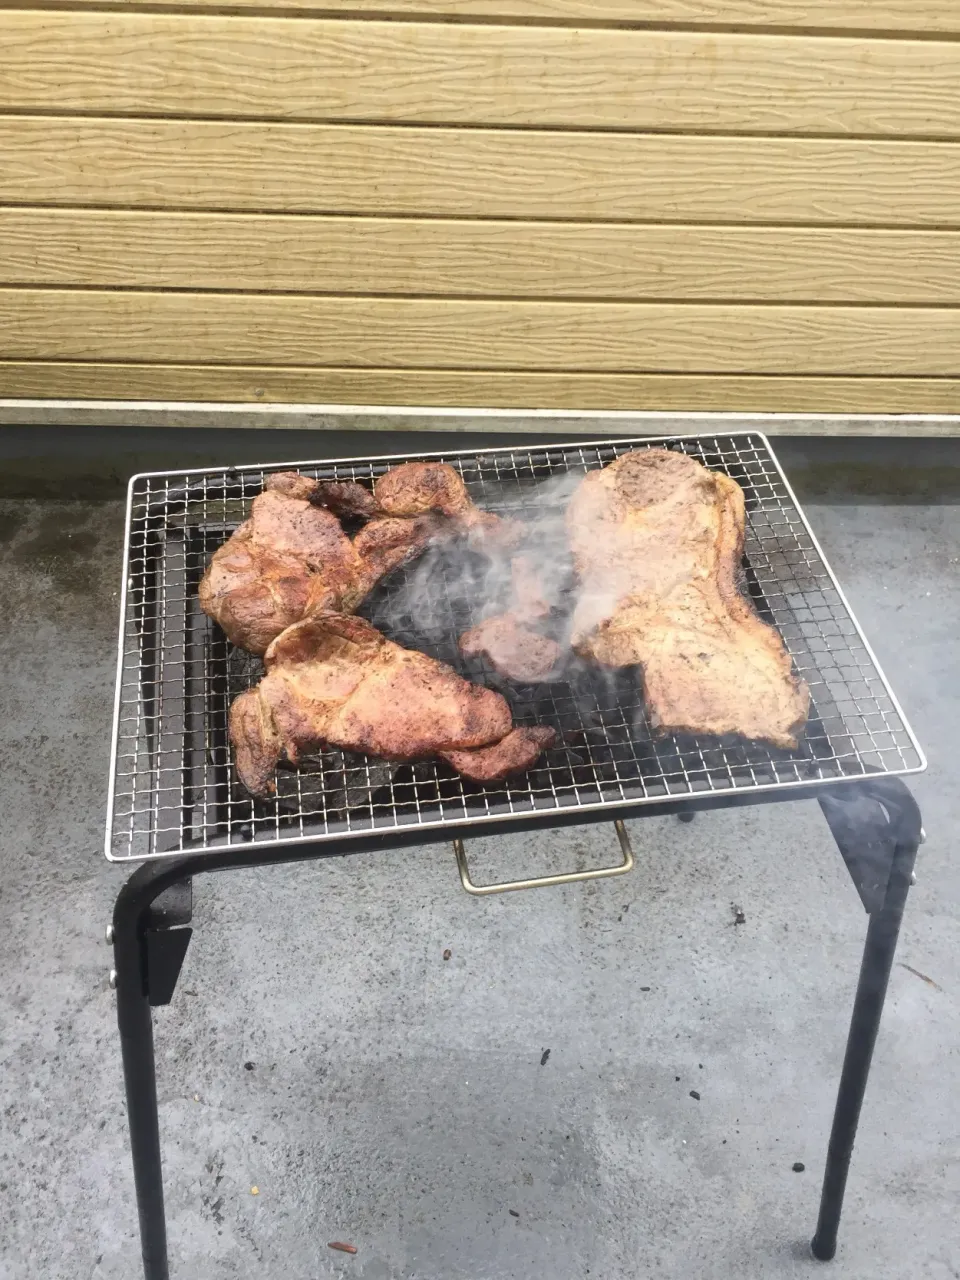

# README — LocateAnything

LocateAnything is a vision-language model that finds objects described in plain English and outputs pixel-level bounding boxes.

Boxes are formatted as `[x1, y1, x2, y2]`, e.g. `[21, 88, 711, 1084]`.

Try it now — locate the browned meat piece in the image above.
[371, 461, 524, 551]
[460, 615, 561, 683]
[349, 513, 450, 603]
[198, 481, 361, 654]
[374, 461, 479, 520]
[264, 471, 322, 502]
[199, 473, 447, 654]
[230, 679, 286, 798]
[459, 555, 560, 681]
[314, 462, 522, 550]
[440, 726, 556, 783]
[566, 449, 810, 748]
[229, 615, 552, 796]
[312, 479, 379, 519]
[202, 466, 521, 652]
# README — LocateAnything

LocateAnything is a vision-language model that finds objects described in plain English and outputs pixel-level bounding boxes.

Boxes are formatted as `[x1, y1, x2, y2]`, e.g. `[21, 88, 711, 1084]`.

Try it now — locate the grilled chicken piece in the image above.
[350, 514, 447, 597]
[229, 614, 555, 796]
[314, 462, 523, 551]
[375, 461, 485, 521]
[566, 449, 810, 748]
[459, 555, 561, 682]
[199, 472, 444, 654]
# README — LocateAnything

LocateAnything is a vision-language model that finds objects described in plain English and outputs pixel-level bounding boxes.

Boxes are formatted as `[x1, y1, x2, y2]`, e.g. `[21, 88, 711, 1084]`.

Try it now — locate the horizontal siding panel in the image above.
[38, 2, 960, 38]
[3, 362, 960, 416]
[2, 289, 960, 374]
[2, 119, 959, 227]
[4, 211, 960, 303]
[5, 15, 960, 137]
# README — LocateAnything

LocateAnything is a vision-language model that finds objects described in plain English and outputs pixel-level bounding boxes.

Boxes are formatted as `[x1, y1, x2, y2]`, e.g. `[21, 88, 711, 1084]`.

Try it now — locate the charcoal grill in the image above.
[105, 431, 926, 1279]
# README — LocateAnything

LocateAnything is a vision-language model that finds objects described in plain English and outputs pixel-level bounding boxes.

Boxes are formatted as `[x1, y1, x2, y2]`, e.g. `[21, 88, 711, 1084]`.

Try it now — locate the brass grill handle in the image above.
[453, 819, 634, 897]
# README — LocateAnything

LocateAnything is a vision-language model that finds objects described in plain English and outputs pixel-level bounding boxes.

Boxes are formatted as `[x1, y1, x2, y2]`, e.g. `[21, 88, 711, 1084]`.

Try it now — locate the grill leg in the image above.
[811, 790, 919, 1262]
[116, 962, 168, 1280]
[112, 858, 198, 1280]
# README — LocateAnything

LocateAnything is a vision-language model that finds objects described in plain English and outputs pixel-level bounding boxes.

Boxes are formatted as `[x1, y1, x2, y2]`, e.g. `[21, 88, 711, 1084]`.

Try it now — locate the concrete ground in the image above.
[0, 431, 957, 1280]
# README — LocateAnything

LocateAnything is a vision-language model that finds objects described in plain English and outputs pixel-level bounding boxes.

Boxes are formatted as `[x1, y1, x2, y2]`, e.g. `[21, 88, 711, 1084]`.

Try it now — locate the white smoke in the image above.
[367, 465, 587, 651]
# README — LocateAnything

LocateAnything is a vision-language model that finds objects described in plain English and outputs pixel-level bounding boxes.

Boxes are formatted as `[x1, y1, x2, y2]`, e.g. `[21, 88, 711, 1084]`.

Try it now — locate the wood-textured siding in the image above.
[0, 3, 958, 418]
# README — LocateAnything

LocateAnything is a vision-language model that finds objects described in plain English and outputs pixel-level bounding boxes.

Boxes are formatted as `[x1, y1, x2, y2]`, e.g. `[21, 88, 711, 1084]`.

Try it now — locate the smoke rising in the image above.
[356, 462, 647, 754]
[368, 465, 586, 653]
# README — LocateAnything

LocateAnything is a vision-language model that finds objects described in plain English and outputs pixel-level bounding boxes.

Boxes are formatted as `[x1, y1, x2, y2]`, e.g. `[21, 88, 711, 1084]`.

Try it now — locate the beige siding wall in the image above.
[0, 2, 958, 417]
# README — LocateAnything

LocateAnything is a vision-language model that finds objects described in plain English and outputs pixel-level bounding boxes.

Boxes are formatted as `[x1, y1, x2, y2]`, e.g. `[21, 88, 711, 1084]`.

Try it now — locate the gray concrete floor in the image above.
[0, 441, 958, 1279]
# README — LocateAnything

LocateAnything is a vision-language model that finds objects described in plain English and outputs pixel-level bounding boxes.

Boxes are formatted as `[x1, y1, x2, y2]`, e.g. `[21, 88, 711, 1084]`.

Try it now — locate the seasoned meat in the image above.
[375, 461, 473, 519]
[229, 615, 553, 796]
[566, 449, 810, 748]
[348, 513, 448, 603]
[314, 461, 523, 551]
[440, 726, 556, 783]
[199, 472, 446, 654]
[264, 471, 324, 502]
[198, 478, 360, 654]
[460, 615, 560, 683]
[311, 479, 379, 519]
[201, 466, 519, 653]
[459, 555, 560, 682]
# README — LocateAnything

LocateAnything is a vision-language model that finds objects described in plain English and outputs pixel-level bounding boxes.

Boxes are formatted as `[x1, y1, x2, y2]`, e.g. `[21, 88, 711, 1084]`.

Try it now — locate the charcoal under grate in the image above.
[105, 432, 925, 861]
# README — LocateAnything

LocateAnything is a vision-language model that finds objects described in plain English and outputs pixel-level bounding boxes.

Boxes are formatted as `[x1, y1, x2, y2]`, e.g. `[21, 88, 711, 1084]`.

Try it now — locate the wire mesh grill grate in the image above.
[106, 432, 924, 861]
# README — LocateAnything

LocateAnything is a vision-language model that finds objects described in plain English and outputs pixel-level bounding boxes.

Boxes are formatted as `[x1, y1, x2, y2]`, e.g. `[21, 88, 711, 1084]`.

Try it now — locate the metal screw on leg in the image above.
[109, 969, 118, 989]
[106, 924, 115, 944]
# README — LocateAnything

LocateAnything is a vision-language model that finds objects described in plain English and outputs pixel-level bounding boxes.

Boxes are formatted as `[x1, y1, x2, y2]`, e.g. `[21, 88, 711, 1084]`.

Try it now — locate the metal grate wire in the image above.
[105, 432, 925, 861]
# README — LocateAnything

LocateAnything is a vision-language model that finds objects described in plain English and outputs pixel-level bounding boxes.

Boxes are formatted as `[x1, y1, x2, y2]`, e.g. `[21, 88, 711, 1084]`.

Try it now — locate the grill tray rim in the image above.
[105, 430, 926, 863]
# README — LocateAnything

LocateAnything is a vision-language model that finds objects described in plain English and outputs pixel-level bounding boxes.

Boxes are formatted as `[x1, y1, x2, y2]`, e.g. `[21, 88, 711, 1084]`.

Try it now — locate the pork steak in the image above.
[229, 614, 555, 796]
[565, 449, 810, 748]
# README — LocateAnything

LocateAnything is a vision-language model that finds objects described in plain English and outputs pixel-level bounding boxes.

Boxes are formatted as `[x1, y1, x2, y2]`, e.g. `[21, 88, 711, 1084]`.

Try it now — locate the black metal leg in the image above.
[811, 780, 921, 1261]
[116, 964, 168, 1280]
[112, 857, 199, 1280]
[109, 841, 342, 1279]
[104, 780, 922, 1274]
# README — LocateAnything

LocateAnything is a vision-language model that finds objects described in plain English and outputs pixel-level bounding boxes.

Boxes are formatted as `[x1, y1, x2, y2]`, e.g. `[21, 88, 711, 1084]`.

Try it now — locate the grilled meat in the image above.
[459, 555, 561, 682]
[265, 471, 323, 502]
[229, 614, 555, 796]
[198, 476, 360, 655]
[350, 514, 447, 598]
[199, 472, 445, 653]
[311, 479, 379, 519]
[314, 461, 523, 551]
[378, 461, 475, 518]
[566, 449, 810, 747]
[440, 726, 557, 783]
[200, 465, 518, 653]
[460, 615, 560, 683]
